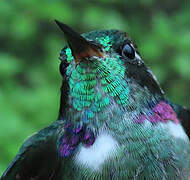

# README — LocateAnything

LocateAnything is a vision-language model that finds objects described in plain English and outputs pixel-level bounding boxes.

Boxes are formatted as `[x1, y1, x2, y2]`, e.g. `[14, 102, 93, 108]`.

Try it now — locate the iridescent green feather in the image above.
[64, 35, 130, 123]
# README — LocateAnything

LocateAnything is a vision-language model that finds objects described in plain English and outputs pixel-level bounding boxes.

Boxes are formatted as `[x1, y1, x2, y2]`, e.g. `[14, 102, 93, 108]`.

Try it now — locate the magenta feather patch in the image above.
[135, 101, 179, 124]
[58, 123, 95, 157]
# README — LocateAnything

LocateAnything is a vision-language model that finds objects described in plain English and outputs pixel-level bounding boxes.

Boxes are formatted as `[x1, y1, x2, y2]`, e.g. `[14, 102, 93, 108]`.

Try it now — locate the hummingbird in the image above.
[1, 20, 190, 180]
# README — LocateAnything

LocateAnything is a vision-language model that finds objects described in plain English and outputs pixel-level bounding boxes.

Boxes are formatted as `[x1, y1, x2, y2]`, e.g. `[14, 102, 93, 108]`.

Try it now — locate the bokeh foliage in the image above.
[0, 0, 190, 175]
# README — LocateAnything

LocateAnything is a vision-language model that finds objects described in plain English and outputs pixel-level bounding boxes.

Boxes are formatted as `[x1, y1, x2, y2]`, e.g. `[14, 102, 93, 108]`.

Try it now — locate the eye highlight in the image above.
[122, 43, 135, 59]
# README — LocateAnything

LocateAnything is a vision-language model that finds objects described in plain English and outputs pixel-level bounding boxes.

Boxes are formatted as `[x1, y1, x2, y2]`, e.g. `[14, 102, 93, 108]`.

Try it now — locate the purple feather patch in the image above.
[58, 123, 95, 157]
[135, 101, 179, 124]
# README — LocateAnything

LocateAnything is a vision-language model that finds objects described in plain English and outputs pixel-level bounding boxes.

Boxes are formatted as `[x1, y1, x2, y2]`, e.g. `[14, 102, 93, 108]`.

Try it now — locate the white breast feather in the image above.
[75, 132, 118, 170]
[167, 121, 189, 141]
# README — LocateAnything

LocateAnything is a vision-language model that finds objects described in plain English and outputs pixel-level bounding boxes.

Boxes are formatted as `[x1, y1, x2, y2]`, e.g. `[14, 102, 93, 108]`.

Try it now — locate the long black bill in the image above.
[55, 20, 103, 65]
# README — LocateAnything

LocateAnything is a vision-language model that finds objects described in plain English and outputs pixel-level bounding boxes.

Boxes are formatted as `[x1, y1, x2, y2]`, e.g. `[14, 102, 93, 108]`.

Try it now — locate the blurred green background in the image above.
[0, 0, 190, 175]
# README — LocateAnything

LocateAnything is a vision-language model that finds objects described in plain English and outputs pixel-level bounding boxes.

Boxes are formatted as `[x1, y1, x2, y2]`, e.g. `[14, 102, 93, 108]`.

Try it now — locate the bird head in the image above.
[55, 20, 164, 123]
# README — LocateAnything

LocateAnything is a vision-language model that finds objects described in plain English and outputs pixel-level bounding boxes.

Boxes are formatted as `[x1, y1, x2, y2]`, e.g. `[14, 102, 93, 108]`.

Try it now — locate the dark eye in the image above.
[59, 61, 69, 76]
[122, 43, 135, 59]
[59, 49, 66, 61]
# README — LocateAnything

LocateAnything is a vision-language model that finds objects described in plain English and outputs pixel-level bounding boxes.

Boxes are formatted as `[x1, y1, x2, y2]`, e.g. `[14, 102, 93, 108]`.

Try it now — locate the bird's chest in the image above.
[65, 121, 190, 180]
[64, 98, 190, 179]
